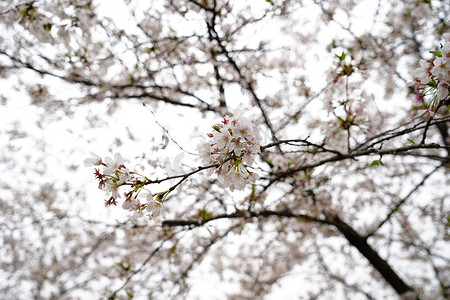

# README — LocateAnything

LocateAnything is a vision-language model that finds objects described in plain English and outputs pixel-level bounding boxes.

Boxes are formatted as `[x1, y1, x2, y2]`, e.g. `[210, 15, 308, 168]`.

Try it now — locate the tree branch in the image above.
[163, 209, 328, 228]
[268, 143, 444, 185]
[365, 164, 442, 238]
[328, 215, 417, 297]
[163, 207, 419, 297]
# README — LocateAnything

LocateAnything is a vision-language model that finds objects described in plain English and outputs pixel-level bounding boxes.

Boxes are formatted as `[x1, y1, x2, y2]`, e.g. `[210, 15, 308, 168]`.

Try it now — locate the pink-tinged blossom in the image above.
[444, 33, 450, 42]
[227, 167, 248, 191]
[431, 57, 449, 80]
[84, 152, 102, 167]
[442, 42, 450, 59]
[436, 81, 449, 100]
[122, 197, 133, 211]
[414, 59, 432, 84]
[247, 171, 259, 183]
[413, 35, 450, 106]
[105, 180, 121, 200]
[145, 191, 167, 219]
[146, 191, 154, 202]
[213, 128, 232, 149]
[241, 143, 260, 165]
[86, 152, 134, 203]
[229, 137, 244, 156]
[103, 153, 125, 175]
[117, 169, 131, 185]
[122, 195, 141, 212]
[198, 115, 261, 191]
[146, 200, 166, 219]
[197, 142, 213, 165]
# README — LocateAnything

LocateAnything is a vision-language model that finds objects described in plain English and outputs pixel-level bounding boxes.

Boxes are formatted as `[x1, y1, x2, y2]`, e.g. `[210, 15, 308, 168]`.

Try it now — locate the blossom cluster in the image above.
[413, 33, 450, 109]
[197, 115, 261, 191]
[84, 152, 166, 220]
[85, 115, 261, 220]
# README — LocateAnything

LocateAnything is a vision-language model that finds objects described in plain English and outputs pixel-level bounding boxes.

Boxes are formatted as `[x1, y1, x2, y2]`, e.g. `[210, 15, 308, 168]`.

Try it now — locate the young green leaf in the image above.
[370, 160, 384, 167]
[429, 50, 442, 57]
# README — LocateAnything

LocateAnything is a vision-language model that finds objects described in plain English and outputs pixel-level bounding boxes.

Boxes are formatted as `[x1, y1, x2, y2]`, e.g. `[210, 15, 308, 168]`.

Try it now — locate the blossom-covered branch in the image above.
[85, 114, 262, 220]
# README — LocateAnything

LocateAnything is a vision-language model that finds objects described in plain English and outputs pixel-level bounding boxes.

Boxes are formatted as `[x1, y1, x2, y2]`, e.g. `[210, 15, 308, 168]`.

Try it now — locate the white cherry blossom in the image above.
[146, 200, 166, 219]
[436, 81, 449, 100]
[105, 180, 121, 200]
[103, 153, 125, 175]
[414, 59, 432, 84]
[121, 195, 142, 212]
[431, 57, 448, 79]
[83, 151, 102, 167]
[413, 35, 450, 105]
[198, 115, 261, 191]
[117, 170, 131, 185]
[213, 128, 232, 149]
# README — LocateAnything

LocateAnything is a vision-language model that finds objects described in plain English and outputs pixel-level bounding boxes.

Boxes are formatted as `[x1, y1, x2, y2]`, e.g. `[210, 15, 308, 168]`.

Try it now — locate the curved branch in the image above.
[163, 208, 418, 297]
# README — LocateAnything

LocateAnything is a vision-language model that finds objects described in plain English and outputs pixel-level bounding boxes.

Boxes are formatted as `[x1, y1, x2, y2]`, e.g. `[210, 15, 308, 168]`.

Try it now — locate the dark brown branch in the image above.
[436, 117, 449, 160]
[0, 50, 97, 86]
[268, 143, 444, 186]
[328, 215, 416, 297]
[420, 98, 448, 145]
[261, 138, 344, 156]
[125, 162, 220, 188]
[163, 208, 417, 297]
[163, 209, 328, 228]
[201, 5, 282, 151]
[353, 116, 450, 152]
[1, 50, 219, 112]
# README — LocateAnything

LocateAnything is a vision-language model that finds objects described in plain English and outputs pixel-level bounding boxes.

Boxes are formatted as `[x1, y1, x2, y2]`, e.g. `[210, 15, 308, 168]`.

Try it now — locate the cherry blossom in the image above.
[146, 195, 166, 219]
[83, 151, 102, 167]
[414, 59, 432, 84]
[105, 180, 121, 200]
[413, 34, 450, 106]
[85, 152, 131, 203]
[103, 153, 126, 175]
[436, 81, 449, 100]
[198, 115, 261, 191]
[431, 57, 448, 79]
[122, 194, 142, 212]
